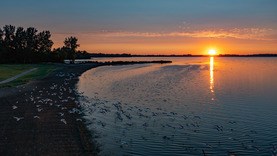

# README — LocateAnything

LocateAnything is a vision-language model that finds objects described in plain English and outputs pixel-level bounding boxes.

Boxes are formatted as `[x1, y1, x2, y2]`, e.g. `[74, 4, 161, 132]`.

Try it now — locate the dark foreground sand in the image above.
[0, 64, 100, 156]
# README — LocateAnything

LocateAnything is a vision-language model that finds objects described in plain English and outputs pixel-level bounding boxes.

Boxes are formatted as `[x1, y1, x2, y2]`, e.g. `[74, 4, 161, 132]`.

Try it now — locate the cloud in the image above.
[178, 28, 274, 40]
[52, 27, 276, 42]
[69, 27, 274, 41]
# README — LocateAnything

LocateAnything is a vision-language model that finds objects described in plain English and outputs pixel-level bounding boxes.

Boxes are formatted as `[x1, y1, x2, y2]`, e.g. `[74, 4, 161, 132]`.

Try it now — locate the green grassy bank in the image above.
[0, 64, 57, 88]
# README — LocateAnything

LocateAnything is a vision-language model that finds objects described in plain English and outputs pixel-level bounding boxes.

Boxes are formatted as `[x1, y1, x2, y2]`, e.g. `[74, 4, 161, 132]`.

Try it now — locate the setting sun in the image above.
[208, 49, 217, 55]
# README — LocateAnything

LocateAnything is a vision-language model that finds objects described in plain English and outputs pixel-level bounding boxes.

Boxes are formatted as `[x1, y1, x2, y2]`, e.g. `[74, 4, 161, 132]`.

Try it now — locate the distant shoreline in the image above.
[133, 54, 277, 57]
[86, 53, 277, 58]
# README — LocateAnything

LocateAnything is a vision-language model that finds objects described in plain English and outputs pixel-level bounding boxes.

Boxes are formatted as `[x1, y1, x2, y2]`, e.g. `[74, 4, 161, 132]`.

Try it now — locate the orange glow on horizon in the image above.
[52, 32, 277, 55]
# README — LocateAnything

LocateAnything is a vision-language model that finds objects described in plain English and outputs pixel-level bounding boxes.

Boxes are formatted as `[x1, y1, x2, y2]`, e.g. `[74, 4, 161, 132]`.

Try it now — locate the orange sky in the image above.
[52, 28, 277, 55]
[4, 0, 275, 55]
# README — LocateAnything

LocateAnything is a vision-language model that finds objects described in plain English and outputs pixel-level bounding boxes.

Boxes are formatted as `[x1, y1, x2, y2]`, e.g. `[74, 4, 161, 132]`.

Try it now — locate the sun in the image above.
[208, 49, 216, 55]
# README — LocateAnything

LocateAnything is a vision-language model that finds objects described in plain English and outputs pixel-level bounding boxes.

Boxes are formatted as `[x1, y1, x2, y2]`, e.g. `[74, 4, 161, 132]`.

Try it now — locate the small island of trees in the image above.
[0, 25, 90, 64]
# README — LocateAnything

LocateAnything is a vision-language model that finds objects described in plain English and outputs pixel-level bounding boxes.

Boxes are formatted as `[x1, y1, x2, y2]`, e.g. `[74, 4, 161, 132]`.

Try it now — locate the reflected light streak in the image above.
[210, 57, 214, 93]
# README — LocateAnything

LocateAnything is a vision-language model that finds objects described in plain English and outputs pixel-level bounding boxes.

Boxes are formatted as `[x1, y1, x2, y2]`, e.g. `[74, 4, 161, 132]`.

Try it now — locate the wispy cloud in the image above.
[68, 27, 274, 41]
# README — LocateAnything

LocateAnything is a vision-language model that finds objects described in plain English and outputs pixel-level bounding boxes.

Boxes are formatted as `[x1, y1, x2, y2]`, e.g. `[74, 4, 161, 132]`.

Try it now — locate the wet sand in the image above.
[0, 64, 100, 155]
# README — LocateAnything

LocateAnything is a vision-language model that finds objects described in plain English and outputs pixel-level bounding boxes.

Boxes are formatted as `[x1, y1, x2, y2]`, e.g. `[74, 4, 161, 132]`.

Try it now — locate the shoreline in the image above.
[0, 63, 101, 155]
[0, 61, 172, 155]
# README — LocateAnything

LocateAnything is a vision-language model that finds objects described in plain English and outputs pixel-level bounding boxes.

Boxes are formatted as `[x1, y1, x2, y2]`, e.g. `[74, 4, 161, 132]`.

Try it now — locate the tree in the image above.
[0, 25, 58, 63]
[26, 27, 38, 52]
[0, 28, 4, 62]
[76, 50, 91, 59]
[1, 25, 16, 62]
[64, 36, 79, 63]
[3, 25, 15, 49]
[0, 24, 85, 63]
[13, 27, 27, 63]
[64, 36, 79, 51]
[51, 47, 68, 63]
[37, 30, 53, 53]
[0, 28, 3, 49]
[14, 27, 27, 49]
[0, 28, 3, 45]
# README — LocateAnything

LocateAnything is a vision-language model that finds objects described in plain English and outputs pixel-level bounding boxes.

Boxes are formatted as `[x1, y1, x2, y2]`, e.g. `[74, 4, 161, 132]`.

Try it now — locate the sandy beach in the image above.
[0, 64, 100, 155]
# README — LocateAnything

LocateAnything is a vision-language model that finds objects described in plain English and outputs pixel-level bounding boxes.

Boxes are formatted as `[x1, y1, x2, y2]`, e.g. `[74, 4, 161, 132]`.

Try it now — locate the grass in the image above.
[0, 64, 36, 81]
[0, 64, 57, 88]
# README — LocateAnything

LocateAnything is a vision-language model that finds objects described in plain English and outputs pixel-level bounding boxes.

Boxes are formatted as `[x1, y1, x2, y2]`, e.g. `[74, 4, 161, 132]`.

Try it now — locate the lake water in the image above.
[77, 57, 277, 155]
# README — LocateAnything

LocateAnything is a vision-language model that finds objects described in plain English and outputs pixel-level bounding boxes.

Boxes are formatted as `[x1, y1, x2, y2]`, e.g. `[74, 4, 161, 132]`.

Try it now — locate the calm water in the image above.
[77, 57, 277, 156]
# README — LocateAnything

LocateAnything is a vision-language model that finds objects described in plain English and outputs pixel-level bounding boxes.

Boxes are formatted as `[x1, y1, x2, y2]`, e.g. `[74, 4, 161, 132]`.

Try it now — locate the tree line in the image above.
[0, 25, 90, 64]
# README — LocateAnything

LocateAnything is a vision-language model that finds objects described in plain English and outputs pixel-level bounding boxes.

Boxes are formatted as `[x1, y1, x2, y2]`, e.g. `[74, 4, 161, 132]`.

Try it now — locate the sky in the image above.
[1, 0, 277, 55]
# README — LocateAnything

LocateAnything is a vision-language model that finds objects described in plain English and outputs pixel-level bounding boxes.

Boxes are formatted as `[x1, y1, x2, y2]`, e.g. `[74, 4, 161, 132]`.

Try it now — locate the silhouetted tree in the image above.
[0, 28, 3, 46]
[76, 50, 91, 59]
[25, 27, 38, 63]
[13, 27, 27, 62]
[64, 36, 79, 51]
[0, 25, 84, 64]
[2, 25, 16, 62]
[64, 36, 79, 63]
[25, 27, 38, 51]
[0, 28, 4, 63]
[50, 47, 68, 63]
[14, 27, 26, 50]
[37, 31, 53, 53]
[3, 25, 15, 47]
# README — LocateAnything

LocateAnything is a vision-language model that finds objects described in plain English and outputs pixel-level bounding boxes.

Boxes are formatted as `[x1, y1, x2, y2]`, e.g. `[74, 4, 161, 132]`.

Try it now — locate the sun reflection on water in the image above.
[210, 57, 214, 95]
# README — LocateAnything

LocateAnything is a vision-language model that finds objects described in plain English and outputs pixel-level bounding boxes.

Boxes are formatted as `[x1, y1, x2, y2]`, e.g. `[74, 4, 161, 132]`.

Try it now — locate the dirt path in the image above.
[0, 68, 38, 84]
